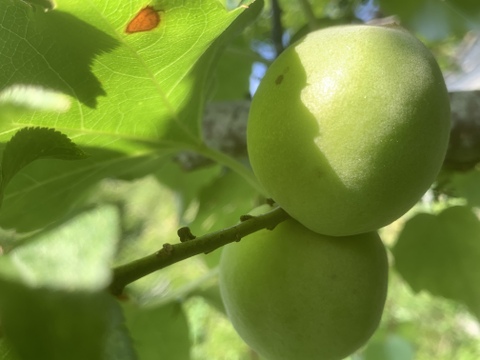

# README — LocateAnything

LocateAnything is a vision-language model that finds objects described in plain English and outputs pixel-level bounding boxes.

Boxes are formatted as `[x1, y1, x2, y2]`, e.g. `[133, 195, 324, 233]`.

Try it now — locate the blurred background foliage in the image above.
[2, 0, 480, 359]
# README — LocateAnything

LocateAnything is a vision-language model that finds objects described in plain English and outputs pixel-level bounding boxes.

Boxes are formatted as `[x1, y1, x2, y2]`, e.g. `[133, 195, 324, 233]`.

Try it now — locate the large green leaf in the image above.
[0, 0, 262, 231]
[0, 205, 135, 360]
[0, 0, 260, 142]
[392, 206, 480, 319]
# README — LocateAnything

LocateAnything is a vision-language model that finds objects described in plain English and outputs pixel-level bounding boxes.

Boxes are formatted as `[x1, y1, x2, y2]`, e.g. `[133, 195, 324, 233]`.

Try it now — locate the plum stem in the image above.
[109, 206, 290, 296]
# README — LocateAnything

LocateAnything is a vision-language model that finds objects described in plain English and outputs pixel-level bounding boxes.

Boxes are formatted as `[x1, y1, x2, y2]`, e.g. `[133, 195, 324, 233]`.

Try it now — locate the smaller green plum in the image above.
[219, 206, 389, 360]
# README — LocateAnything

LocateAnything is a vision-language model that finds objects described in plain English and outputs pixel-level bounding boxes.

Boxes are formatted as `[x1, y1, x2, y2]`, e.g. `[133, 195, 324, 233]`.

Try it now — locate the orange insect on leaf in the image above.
[125, 6, 160, 34]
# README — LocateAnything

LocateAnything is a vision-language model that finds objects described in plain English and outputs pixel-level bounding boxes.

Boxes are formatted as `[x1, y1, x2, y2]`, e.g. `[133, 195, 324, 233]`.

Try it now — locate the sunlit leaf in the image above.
[0, 205, 119, 289]
[0, 0, 262, 231]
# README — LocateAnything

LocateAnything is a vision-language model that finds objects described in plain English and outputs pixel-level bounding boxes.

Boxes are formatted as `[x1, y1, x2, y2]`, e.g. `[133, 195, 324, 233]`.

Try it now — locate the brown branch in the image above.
[109, 206, 290, 296]
[271, 0, 284, 57]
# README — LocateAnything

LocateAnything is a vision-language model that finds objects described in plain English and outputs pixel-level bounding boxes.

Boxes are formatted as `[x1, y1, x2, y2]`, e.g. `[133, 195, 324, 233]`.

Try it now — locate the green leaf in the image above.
[0, 205, 135, 360]
[155, 158, 222, 218]
[212, 37, 256, 100]
[188, 170, 259, 267]
[104, 299, 138, 360]
[191, 282, 226, 314]
[379, 0, 480, 40]
[0, 284, 131, 360]
[0, 0, 262, 145]
[0, 148, 169, 231]
[20, 0, 55, 12]
[450, 169, 480, 207]
[0, 205, 119, 290]
[123, 301, 191, 360]
[392, 206, 480, 319]
[0, 127, 87, 201]
[0, 339, 18, 360]
[0, 0, 262, 231]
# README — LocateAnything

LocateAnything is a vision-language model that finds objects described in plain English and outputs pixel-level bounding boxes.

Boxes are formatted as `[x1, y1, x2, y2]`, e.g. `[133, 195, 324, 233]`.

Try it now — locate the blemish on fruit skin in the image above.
[275, 74, 284, 85]
[125, 6, 161, 34]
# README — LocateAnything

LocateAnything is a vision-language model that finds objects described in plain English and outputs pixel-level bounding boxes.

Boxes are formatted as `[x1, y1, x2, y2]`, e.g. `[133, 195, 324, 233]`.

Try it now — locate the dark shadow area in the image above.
[245, 34, 347, 235]
[0, 279, 117, 360]
[0, 2, 120, 108]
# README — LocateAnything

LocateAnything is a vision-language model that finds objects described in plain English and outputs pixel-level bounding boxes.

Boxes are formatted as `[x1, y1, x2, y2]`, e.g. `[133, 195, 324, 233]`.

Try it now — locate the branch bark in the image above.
[109, 206, 290, 296]
[271, 0, 284, 56]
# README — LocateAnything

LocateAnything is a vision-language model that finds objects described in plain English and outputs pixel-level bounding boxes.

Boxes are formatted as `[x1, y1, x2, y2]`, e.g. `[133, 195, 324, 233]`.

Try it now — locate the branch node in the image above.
[177, 226, 196, 242]
[110, 206, 290, 293]
[240, 214, 254, 222]
[159, 243, 173, 256]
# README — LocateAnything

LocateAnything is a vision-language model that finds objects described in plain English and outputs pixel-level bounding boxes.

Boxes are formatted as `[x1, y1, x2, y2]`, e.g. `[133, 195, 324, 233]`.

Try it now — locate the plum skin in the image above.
[219, 211, 389, 360]
[247, 25, 451, 236]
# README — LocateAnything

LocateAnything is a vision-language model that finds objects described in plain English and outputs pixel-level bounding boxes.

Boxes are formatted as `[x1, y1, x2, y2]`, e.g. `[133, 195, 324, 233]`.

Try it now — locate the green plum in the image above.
[247, 25, 450, 236]
[219, 206, 388, 360]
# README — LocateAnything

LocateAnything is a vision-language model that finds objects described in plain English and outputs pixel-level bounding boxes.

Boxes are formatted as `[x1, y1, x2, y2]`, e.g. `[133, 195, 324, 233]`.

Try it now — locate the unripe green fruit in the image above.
[247, 25, 450, 236]
[219, 206, 388, 360]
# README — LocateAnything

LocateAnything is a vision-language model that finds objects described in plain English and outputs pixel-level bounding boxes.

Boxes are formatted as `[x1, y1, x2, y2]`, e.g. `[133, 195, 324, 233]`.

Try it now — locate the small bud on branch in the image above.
[109, 206, 290, 296]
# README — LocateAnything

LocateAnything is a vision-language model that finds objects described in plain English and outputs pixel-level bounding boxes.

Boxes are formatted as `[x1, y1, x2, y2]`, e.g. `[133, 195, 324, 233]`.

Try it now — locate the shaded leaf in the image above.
[0, 284, 128, 360]
[0, 339, 18, 360]
[155, 158, 222, 218]
[22, 0, 54, 11]
[188, 170, 258, 268]
[450, 169, 480, 207]
[0, 127, 87, 201]
[0, 148, 169, 232]
[213, 37, 256, 100]
[104, 299, 138, 360]
[392, 206, 480, 319]
[123, 301, 191, 360]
